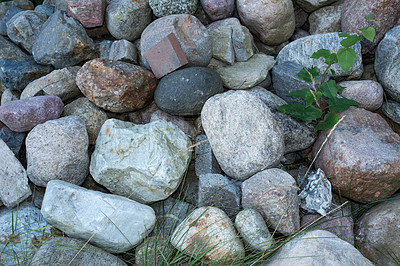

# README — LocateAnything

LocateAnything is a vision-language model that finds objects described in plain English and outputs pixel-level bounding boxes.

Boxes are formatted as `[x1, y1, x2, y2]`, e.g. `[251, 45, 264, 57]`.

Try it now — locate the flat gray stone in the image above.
[41, 180, 156, 253]
[108, 39, 138, 64]
[382, 99, 400, 125]
[309, 5, 342, 35]
[195, 134, 220, 177]
[295, 0, 338, 12]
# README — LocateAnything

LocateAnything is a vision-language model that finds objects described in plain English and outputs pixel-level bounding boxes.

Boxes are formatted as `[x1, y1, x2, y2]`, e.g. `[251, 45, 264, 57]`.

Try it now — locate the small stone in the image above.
[6, 10, 48, 53]
[242, 168, 300, 235]
[0, 35, 30, 60]
[135, 236, 174, 266]
[0, 125, 25, 156]
[26, 116, 89, 187]
[0, 6, 24, 36]
[94, 39, 112, 59]
[198, 173, 241, 217]
[0, 57, 53, 91]
[154, 66, 223, 116]
[235, 209, 274, 252]
[41, 180, 156, 253]
[0, 138, 31, 208]
[108, 39, 138, 64]
[1, 88, 19, 105]
[0, 95, 64, 132]
[295, 0, 338, 12]
[0, 1, 14, 18]
[264, 230, 373, 265]
[382, 100, 400, 125]
[76, 58, 157, 113]
[200, 0, 234, 21]
[66, 0, 106, 28]
[90, 119, 192, 204]
[338, 80, 383, 111]
[237, 0, 295, 46]
[142, 33, 188, 78]
[31, 237, 127, 265]
[201, 90, 284, 180]
[12, 0, 34, 10]
[195, 134, 220, 177]
[128, 101, 160, 124]
[32, 11, 95, 68]
[42, 0, 66, 11]
[216, 53, 275, 89]
[294, 3, 308, 28]
[21, 66, 82, 102]
[150, 110, 197, 140]
[355, 198, 400, 265]
[62, 97, 108, 144]
[105, 0, 152, 41]
[34, 4, 55, 16]
[141, 14, 212, 69]
[171, 207, 245, 264]
[309, 5, 342, 35]
[149, 0, 198, 17]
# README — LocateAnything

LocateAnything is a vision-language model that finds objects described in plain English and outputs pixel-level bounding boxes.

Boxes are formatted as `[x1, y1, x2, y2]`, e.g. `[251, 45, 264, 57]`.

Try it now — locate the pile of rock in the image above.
[1, 0, 400, 265]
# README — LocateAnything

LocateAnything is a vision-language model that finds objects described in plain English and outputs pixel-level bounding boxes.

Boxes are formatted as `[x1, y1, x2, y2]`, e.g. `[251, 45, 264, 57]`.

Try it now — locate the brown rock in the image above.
[128, 101, 160, 124]
[76, 58, 157, 113]
[313, 107, 400, 203]
[66, 0, 106, 28]
[341, 0, 400, 56]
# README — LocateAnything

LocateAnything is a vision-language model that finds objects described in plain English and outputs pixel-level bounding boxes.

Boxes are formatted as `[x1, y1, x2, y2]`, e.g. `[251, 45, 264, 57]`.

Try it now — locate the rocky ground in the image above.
[0, 0, 400, 265]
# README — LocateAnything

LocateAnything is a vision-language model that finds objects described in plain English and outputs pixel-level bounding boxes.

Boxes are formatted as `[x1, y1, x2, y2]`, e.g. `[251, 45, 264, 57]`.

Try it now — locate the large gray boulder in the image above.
[90, 119, 192, 204]
[41, 180, 156, 253]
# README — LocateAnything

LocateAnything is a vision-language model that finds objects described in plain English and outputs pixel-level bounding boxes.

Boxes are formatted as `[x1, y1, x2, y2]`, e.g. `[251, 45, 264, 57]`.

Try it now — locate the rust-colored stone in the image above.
[66, 0, 106, 28]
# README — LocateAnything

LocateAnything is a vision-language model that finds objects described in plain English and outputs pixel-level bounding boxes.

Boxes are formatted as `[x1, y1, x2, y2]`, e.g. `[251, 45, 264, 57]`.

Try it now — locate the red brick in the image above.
[142, 33, 188, 79]
[66, 0, 106, 28]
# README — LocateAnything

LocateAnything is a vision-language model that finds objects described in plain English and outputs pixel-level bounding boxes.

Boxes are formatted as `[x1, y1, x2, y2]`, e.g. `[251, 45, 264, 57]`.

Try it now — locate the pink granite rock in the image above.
[338, 80, 383, 111]
[66, 0, 106, 28]
[200, 0, 235, 21]
[0, 95, 64, 132]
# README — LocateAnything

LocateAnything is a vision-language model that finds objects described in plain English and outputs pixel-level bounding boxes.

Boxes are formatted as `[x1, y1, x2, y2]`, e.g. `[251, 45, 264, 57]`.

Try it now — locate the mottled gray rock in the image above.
[338, 80, 383, 111]
[13, 0, 35, 10]
[277, 32, 363, 79]
[94, 39, 112, 58]
[32, 11, 94, 68]
[128, 101, 160, 124]
[198, 173, 241, 217]
[382, 100, 400, 125]
[41, 180, 156, 253]
[149, 0, 198, 17]
[150, 110, 196, 140]
[200, 0, 234, 21]
[355, 198, 400, 266]
[0, 35, 30, 60]
[6, 10, 48, 53]
[90, 119, 192, 204]
[62, 97, 108, 144]
[108, 39, 138, 64]
[0, 88, 19, 105]
[195, 134, 220, 177]
[31, 237, 127, 266]
[242, 168, 300, 235]
[135, 236, 174, 266]
[264, 230, 373, 265]
[216, 53, 275, 89]
[26, 116, 89, 187]
[43, 0, 66, 11]
[309, 5, 342, 35]
[0, 138, 31, 208]
[21, 66, 82, 102]
[0, 1, 14, 18]
[201, 90, 284, 180]
[106, 0, 152, 41]
[0, 201, 50, 265]
[34, 4, 55, 16]
[375, 26, 400, 102]
[0, 6, 24, 36]
[171, 207, 245, 264]
[235, 209, 274, 252]
[0, 126, 25, 156]
[295, 0, 338, 12]
[237, 0, 295, 46]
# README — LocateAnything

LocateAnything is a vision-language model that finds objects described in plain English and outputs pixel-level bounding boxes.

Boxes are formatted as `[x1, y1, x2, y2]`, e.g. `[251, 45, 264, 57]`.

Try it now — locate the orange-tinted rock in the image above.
[313, 107, 400, 203]
[76, 58, 157, 113]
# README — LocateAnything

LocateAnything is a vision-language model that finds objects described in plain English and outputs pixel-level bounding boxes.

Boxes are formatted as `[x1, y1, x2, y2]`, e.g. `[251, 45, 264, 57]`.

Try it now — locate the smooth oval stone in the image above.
[154, 67, 223, 116]
[76, 58, 157, 113]
[200, 0, 234, 21]
[149, 0, 198, 17]
[0, 95, 64, 132]
[338, 80, 383, 111]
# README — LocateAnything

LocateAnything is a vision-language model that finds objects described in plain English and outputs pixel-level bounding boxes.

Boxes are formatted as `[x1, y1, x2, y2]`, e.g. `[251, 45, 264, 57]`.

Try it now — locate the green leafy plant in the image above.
[278, 14, 379, 132]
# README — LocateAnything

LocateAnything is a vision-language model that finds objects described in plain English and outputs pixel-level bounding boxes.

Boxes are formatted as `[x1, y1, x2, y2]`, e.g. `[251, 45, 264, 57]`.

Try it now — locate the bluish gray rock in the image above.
[375, 26, 400, 102]
[32, 11, 94, 68]
[41, 180, 156, 253]
[0, 35, 30, 60]
[0, 6, 24, 36]
[309, 5, 342, 35]
[6, 10, 48, 54]
[90, 119, 192, 204]
[154, 67, 223, 116]
[34, 4, 55, 16]
[105, 0, 152, 41]
[277, 32, 363, 79]
[0, 88, 19, 105]
[149, 0, 198, 17]
[0, 126, 25, 156]
[0, 138, 31, 208]
[26, 116, 89, 187]
[108, 39, 138, 64]
[195, 134, 220, 177]
[382, 99, 400, 125]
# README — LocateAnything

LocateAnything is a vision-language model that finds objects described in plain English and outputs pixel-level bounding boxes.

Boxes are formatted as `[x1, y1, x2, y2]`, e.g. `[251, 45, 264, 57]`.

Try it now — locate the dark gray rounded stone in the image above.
[154, 67, 223, 116]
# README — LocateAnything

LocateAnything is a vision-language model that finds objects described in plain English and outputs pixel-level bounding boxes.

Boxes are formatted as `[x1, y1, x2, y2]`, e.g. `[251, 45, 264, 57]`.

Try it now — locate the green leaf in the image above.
[336, 84, 345, 92]
[365, 14, 374, 21]
[296, 66, 320, 82]
[327, 97, 360, 112]
[340, 35, 363, 47]
[305, 91, 322, 107]
[286, 89, 310, 98]
[361, 26, 375, 42]
[314, 113, 339, 132]
[337, 48, 357, 72]
[320, 80, 339, 99]
[311, 49, 331, 59]
[277, 104, 322, 123]
[338, 32, 351, 37]
[325, 53, 338, 65]
[330, 69, 336, 76]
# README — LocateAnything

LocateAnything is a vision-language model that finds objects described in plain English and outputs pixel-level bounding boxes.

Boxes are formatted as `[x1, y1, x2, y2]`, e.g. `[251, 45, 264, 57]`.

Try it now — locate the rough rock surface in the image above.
[313, 107, 400, 203]
[26, 116, 89, 187]
[41, 180, 156, 253]
[76, 58, 157, 113]
[201, 90, 284, 180]
[309, 5, 342, 35]
[382, 100, 400, 125]
[0, 6, 24, 36]
[338, 80, 383, 111]
[150, 110, 196, 140]
[200, 0, 234, 21]
[66, 0, 106, 28]
[135, 236, 175, 266]
[171, 207, 245, 264]
[90, 119, 192, 204]
[149, 0, 198, 17]
[295, 0, 338, 12]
